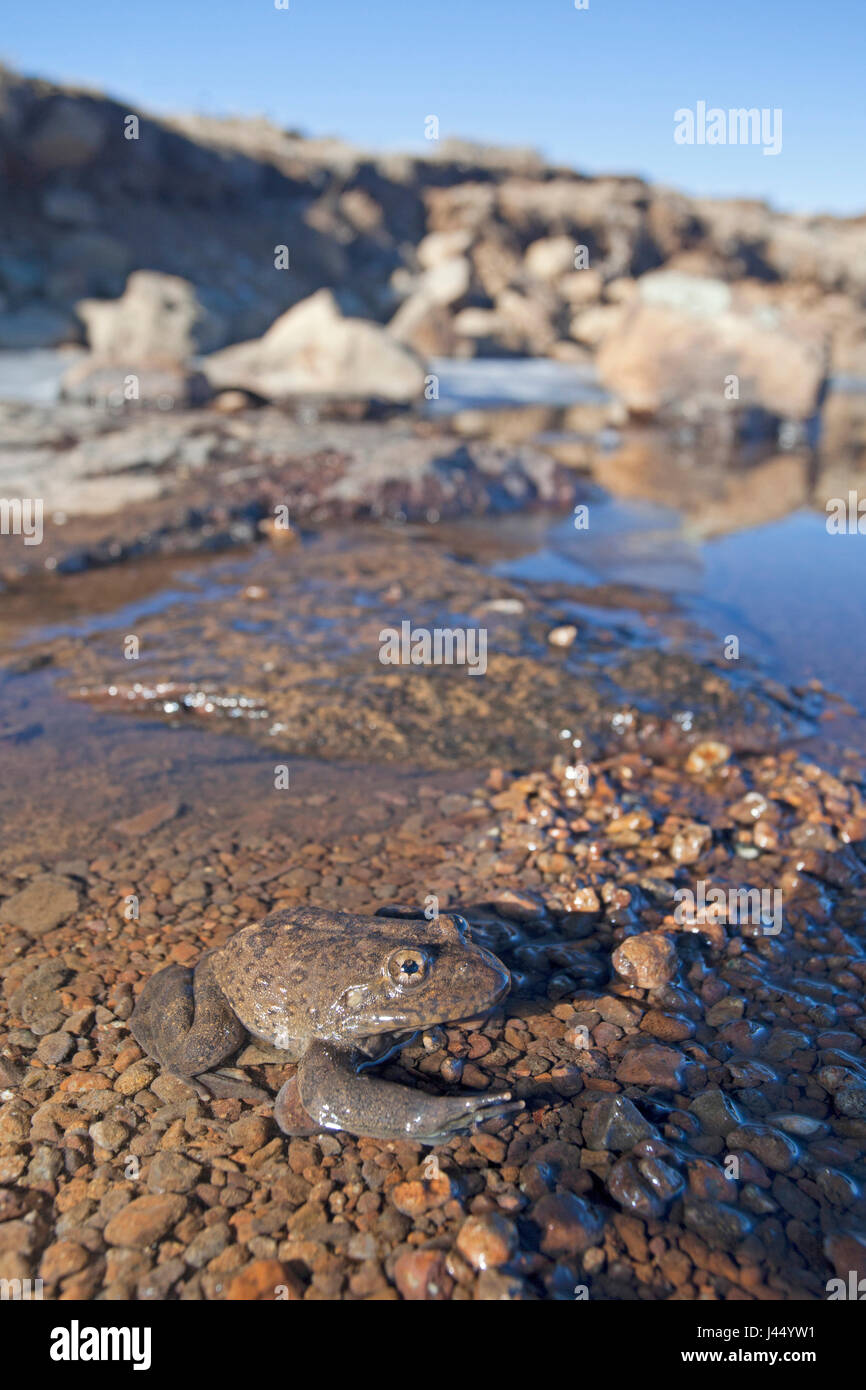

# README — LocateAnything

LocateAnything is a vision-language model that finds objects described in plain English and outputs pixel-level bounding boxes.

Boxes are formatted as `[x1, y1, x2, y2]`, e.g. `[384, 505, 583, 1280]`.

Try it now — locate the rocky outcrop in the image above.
[1, 66, 865, 421]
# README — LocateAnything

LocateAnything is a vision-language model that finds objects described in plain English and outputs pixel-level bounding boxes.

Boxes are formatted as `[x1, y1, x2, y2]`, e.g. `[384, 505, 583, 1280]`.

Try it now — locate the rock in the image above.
[393, 1248, 453, 1300]
[103, 1194, 186, 1248]
[412, 256, 472, 307]
[36, 1031, 74, 1065]
[607, 1154, 683, 1218]
[686, 741, 732, 774]
[455, 1213, 517, 1270]
[116, 800, 182, 837]
[688, 1089, 744, 1136]
[0, 875, 79, 936]
[547, 624, 578, 649]
[89, 1119, 129, 1152]
[61, 360, 212, 408]
[683, 1197, 752, 1249]
[583, 1094, 659, 1151]
[76, 270, 226, 363]
[391, 1174, 453, 1216]
[416, 229, 473, 269]
[225, 1259, 303, 1300]
[146, 1151, 202, 1193]
[25, 97, 107, 171]
[727, 1123, 799, 1173]
[39, 1240, 90, 1282]
[533, 1193, 604, 1256]
[42, 187, 100, 227]
[114, 1060, 157, 1096]
[824, 1231, 866, 1282]
[597, 277, 826, 420]
[612, 932, 678, 989]
[616, 1044, 686, 1088]
[834, 1078, 866, 1118]
[524, 235, 577, 281]
[204, 289, 424, 402]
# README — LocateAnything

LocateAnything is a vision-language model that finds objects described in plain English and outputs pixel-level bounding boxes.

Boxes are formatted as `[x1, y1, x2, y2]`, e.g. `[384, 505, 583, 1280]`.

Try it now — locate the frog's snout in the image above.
[471, 942, 512, 1010]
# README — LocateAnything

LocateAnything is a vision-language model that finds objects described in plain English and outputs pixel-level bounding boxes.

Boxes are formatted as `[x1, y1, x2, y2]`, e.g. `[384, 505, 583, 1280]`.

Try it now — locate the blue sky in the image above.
[3, 0, 864, 214]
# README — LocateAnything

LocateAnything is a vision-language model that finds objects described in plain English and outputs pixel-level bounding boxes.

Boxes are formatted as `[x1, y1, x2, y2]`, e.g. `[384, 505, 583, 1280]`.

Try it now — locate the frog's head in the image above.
[322, 910, 511, 1043]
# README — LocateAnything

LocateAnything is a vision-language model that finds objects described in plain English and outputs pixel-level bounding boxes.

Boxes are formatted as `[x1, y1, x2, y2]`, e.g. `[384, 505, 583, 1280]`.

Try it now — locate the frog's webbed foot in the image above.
[410, 1090, 524, 1147]
[289, 1040, 523, 1144]
[129, 956, 247, 1092]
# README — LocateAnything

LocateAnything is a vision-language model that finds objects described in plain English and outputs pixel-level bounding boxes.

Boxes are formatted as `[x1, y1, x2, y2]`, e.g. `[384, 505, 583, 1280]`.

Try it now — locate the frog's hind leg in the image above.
[130, 954, 250, 1098]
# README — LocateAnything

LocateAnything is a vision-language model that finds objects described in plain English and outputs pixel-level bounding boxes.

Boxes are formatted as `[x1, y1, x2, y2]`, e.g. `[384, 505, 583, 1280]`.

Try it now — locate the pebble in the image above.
[36, 1031, 74, 1065]
[532, 1193, 604, 1256]
[727, 1124, 800, 1173]
[394, 1249, 453, 1300]
[685, 741, 731, 774]
[583, 1094, 658, 1151]
[612, 932, 678, 989]
[455, 1213, 517, 1270]
[0, 875, 79, 935]
[103, 1195, 186, 1248]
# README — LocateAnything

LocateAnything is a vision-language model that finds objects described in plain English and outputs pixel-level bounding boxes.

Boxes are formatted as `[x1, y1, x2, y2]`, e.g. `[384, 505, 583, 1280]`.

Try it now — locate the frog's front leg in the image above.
[282, 1040, 523, 1144]
[130, 953, 253, 1099]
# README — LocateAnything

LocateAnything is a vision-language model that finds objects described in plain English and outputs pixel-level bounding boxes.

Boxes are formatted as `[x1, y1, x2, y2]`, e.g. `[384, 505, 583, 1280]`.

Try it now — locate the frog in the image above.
[129, 905, 522, 1144]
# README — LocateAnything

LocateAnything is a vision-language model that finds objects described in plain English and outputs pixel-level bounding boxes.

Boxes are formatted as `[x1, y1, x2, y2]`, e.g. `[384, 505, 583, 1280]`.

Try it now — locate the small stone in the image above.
[0, 876, 79, 936]
[727, 1124, 799, 1173]
[227, 1114, 271, 1149]
[36, 1031, 74, 1065]
[103, 1194, 186, 1248]
[391, 1174, 452, 1216]
[685, 741, 731, 775]
[39, 1241, 90, 1282]
[114, 1060, 157, 1095]
[612, 932, 677, 989]
[117, 800, 181, 837]
[455, 1213, 517, 1270]
[688, 1089, 744, 1137]
[683, 1197, 752, 1249]
[547, 625, 578, 648]
[607, 1155, 683, 1218]
[225, 1259, 302, 1300]
[394, 1248, 453, 1300]
[616, 1044, 685, 1088]
[533, 1192, 604, 1257]
[583, 1094, 658, 1151]
[146, 1150, 202, 1193]
[89, 1119, 129, 1152]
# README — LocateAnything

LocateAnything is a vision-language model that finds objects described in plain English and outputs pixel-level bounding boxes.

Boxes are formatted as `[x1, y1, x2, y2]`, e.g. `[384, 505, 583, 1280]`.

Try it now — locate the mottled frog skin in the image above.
[130, 906, 521, 1144]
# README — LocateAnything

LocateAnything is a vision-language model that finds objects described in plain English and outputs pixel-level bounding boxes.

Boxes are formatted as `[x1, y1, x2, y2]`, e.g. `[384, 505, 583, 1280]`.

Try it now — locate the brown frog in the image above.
[130, 906, 522, 1144]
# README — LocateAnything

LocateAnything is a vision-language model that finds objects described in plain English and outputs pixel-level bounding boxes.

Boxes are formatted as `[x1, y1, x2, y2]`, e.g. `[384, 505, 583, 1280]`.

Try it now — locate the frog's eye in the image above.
[387, 948, 428, 986]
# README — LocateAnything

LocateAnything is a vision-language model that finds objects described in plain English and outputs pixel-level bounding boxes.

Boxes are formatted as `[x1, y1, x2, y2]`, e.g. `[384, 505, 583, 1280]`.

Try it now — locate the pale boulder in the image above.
[205, 289, 424, 402]
[77, 271, 226, 363]
[597, 272, 827, 419]
[524, 235, 577, 282]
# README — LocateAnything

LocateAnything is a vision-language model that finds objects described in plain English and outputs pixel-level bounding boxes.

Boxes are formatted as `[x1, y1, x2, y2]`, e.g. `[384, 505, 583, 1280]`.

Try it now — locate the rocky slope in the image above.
[2, 66, 865, 425]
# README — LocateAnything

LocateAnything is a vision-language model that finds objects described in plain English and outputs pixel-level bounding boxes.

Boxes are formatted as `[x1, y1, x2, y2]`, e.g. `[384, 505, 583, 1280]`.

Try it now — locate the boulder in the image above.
[77, 271, 226, 363]
[24, 97, 107, 172]
[597, 271, 827, 419]
[524, 235, 577, 281]
[205, 289, 425, 402]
